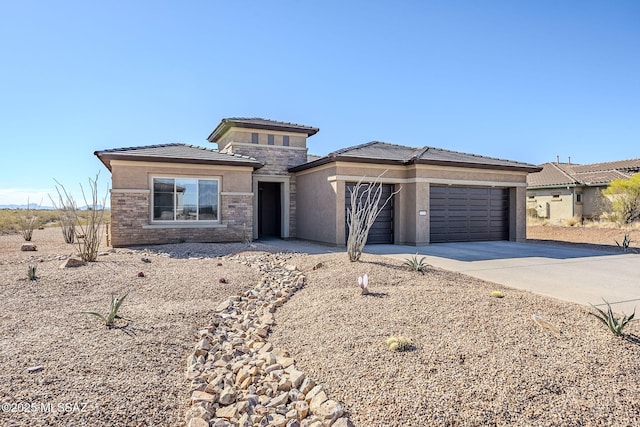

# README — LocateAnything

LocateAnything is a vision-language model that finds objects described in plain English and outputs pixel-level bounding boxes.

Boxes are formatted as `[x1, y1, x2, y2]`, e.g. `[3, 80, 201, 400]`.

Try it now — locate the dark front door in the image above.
[258, 182, 281, 238]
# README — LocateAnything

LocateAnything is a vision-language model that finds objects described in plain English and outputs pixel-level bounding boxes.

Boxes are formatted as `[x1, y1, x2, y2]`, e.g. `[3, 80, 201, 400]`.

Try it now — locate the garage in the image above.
[345, 183, 394, 244]
[430, 186, 509, 243]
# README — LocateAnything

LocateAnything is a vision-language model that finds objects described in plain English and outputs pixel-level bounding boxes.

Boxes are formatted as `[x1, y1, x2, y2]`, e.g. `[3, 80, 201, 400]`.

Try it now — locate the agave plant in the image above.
[615, 233, 633, 252]
[403, 253, 428, 273]
[590, 299, 635, 336]
[27, 265, 37, 281]
[84, 292, 129, 328]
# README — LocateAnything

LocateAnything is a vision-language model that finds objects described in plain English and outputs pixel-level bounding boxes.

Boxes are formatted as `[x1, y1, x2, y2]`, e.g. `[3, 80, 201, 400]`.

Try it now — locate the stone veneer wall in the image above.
[224, 144, 307, 239]
[225, 145, 307, 176]
[110, 191, 253, 247]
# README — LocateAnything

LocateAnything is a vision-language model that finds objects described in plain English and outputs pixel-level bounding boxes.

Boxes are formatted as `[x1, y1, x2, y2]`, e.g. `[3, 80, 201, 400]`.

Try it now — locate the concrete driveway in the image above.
[365, 241, 640, 315]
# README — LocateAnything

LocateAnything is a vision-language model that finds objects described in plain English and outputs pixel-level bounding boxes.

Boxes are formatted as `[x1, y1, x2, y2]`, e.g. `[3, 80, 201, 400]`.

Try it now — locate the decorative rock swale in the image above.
[185, 253, 353, 427]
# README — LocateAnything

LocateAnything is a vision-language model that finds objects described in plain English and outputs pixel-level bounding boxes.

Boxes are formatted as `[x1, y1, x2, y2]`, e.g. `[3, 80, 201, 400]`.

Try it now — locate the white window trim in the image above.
[150, 175, 222, 224]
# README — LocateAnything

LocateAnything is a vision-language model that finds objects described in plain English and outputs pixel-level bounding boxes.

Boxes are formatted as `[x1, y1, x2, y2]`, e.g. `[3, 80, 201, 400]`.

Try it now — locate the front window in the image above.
[153, 177, 219, 221]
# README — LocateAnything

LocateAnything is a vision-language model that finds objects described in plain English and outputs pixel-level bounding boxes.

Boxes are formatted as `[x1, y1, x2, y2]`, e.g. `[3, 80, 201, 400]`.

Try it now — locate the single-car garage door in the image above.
[430, 186, 509, 243]
[345, 183, 394, 244]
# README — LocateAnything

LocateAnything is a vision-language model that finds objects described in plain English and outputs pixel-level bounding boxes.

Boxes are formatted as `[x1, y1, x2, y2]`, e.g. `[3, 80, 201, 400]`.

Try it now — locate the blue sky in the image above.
[1, 1, 638, 206]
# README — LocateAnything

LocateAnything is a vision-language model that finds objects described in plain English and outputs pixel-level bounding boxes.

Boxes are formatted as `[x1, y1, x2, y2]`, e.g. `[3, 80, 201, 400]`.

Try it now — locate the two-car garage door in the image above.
[430, 186, 509, 243]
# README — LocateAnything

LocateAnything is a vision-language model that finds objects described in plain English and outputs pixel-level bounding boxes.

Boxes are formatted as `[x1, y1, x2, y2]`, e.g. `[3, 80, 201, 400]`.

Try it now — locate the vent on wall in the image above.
[536, 203, 550, 218]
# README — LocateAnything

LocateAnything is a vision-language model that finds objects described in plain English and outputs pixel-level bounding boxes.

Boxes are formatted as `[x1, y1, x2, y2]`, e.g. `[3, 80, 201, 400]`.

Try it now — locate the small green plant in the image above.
[241, 222, 252, 244]
[615, 233, 632, 252]
[386, 336, 412, 352]
[491, 290, 504, 298]
[590, 299, 635, 336]
[18, 199, 40, 242]
[403, 253, 428, 273]
[84, 292, 129, 328]
[27, 265, 37, 281]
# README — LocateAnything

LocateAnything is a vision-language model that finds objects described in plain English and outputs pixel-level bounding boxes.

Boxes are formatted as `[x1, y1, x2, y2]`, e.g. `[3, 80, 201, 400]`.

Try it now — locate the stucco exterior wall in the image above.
[526, 187, 577, 223]
[296, 161, 530, 246]
[216, 129, 306, 149]
[295, 165, 340, 244]
[108, 160, 254, 246]
[583, 186, 606, 219]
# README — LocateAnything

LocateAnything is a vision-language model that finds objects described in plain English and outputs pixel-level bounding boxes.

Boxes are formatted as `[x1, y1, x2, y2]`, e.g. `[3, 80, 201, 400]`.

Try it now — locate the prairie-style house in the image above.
[95, 118, 541, 247]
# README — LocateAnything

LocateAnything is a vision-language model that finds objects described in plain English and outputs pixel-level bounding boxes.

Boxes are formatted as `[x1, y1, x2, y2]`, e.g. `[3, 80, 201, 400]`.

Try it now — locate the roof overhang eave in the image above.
[289, 155, 406, 172]
[527, 183, 581, 189]
[208, 120, 319, 143]
[96, 153, 262, 169]
[413, 159, 542, 173]
[94, 151, 113, 172]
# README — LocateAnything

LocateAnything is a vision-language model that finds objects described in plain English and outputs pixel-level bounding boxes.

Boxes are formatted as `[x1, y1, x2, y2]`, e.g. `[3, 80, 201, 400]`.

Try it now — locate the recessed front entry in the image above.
[258, 182, 282, 238]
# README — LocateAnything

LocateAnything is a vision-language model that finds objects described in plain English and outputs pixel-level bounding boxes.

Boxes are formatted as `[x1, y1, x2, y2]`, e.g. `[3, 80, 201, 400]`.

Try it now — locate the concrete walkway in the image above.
[260, 238, 640, 315]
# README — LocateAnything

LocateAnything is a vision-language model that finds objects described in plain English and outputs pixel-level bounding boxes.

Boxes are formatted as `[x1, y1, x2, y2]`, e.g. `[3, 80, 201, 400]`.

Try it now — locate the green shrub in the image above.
[491, 290, 504, 298]
[590, 299, 635, 336]
[403, 253, 428, 273]
[18, 201, 40, 241]
[84, 292, 129, 328]
[602, 174, 640, 224]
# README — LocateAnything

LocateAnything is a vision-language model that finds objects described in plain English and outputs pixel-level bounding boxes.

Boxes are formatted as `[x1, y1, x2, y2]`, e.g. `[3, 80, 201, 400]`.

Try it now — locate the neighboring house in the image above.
[95, 117, 541, 247]
[526, 159, 640, 223]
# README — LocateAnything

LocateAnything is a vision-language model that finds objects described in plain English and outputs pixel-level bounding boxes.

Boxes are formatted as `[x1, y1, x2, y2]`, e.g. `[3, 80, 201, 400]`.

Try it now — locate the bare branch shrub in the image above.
[49, 180, 77, 244]
[18, 199, 40, 241]
[52, 173, 108, 262]
[346, 172, 400, 262]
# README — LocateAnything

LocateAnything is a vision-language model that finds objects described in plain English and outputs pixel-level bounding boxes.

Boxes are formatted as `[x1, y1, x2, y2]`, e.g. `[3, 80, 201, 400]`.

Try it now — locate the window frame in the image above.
[150, 175, 221, 224]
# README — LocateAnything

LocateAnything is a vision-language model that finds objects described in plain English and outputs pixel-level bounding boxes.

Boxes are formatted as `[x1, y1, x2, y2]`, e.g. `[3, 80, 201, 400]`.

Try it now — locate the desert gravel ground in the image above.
[269, 250, 640, 427]
[0, 227, 275, 426]
[2, 226, 640, 426]
[528, 225, 640, 251]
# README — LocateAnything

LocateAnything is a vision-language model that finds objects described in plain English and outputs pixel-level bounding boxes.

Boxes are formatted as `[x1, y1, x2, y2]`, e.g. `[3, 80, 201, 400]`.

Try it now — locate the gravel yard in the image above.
[2, 226, 640, 426]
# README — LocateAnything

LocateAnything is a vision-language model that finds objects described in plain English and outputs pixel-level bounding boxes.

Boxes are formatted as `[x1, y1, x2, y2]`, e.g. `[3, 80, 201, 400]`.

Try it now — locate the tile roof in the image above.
[527, 159, 640, 188]
[94, 143, 262, 170]
[207, 117, 319, 142]
[290, 141, 540, 172]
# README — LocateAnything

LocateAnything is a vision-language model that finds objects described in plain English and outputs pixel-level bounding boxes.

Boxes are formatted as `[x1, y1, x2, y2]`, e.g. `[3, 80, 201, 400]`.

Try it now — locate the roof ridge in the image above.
[575, 157, 640, 172]
[549, 162, 579, 184]
[330, 141, 381, 156]
[422, 146, 532, 166]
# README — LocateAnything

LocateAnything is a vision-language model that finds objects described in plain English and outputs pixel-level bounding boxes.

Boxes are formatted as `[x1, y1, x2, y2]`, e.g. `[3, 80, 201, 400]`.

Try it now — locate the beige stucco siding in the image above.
[216, 129, 307, 149]
[297, 161, 530, 246]
[109, 160, 253, 192]
[295, 165, 340, 245]
[526, 187, 577, 223]
[583, 186, 606, 219]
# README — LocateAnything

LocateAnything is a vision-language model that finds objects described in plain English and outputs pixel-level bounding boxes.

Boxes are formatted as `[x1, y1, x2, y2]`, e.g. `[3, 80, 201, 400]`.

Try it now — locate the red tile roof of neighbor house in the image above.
[527, 159, 640, 188]
[290, 141, 541, 172]
[94, 143, 263, 171]
[207, 117, 320, 142]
